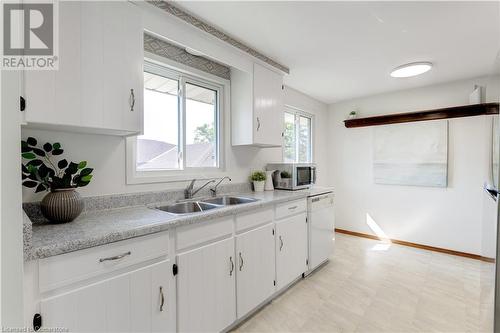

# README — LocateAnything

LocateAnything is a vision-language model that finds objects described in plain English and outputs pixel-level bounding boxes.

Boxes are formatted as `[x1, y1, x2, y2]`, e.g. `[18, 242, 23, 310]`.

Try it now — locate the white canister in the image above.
[264, 170, 275, 191]
[469, 85, 483, 104]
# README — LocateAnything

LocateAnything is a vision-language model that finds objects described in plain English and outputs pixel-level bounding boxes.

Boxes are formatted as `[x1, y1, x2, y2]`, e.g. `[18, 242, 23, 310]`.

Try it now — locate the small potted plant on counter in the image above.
[250, 170, 266, 192]
[280, 170, 292, 188]
[21, 137, 93, 223]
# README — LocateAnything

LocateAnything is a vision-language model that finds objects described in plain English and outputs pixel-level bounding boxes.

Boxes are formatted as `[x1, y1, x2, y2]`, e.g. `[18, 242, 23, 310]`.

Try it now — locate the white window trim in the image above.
[283, 105, 314, 163]
[126, 58, 229, 184]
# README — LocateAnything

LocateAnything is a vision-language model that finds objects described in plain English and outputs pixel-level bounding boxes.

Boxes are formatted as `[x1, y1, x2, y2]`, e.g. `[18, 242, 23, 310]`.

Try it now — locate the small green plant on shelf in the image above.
[250, 170, 266, 182]
[21, 137, 94, 193]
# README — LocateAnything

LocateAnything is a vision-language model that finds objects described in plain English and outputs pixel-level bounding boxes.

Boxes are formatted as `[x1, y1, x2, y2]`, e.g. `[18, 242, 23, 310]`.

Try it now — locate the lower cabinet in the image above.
[236, 223, 276, 318]
[176, 237, 236, 332]
[31, 200, 310, 333]
[40, 259, 175, 332]
[276, 213, 308, 290]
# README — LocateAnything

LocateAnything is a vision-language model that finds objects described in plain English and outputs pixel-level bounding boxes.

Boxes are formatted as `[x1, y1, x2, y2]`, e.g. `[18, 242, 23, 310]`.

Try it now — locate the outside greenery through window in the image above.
[283, 109, 312, 163]
[137, 63, 220, 171]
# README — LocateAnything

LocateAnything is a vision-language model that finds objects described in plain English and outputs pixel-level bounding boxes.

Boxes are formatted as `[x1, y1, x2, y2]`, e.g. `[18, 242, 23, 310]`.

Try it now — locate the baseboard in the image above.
[335, 228, 496, 263]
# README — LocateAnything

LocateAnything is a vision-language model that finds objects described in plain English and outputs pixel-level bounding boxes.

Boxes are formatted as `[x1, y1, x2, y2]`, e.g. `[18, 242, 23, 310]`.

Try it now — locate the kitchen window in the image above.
[283, 107, 313, 163]
[127, 61, 224, 183]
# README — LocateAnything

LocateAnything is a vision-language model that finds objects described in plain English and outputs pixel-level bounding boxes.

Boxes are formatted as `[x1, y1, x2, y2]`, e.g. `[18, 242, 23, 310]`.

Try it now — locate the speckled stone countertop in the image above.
[26, 186, 333, 261]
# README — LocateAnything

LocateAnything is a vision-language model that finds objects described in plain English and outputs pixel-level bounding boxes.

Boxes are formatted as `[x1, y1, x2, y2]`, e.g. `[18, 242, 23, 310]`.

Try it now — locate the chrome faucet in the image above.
[210, 176, 232, 197]
[184, 179, 216, 199]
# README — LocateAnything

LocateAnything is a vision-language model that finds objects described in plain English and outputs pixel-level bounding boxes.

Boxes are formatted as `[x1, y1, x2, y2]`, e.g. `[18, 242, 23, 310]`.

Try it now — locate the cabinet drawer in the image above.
[176, 218, 233, 251]
[39, 232, 169, 293]
[235, 208, 273, 233]
[275, 199, 307, 220]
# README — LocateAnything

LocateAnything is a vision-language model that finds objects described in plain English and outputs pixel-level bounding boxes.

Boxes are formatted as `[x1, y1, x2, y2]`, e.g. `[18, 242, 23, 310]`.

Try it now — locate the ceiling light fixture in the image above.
[390, 62, 433, 78]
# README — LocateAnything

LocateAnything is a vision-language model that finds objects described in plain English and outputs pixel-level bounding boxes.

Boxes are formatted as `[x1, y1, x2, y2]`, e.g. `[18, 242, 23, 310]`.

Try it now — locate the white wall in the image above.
[328, 75, 500, 255]
[22, 86, 327, 202]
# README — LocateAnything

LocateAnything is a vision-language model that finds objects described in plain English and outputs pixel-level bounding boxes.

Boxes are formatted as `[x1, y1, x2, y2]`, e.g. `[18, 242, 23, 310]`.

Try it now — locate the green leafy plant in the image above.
[21, 137, 93, 193]
[194, 124, 215, 143]
[280, 171, 292, 179]
[250, 170, 266, 182]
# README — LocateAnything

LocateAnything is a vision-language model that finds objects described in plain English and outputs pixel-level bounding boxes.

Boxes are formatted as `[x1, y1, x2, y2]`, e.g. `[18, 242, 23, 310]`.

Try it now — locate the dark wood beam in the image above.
[344, 103, 499, 128]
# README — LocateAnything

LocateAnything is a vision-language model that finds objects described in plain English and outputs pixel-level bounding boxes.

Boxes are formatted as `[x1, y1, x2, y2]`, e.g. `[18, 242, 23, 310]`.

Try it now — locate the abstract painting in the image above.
[373, 121, 448, 187]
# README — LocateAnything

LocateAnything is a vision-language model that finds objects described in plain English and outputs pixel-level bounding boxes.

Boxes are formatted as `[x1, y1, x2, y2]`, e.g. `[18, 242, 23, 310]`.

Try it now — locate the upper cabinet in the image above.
[22, 1, 144, 136]
[231, 63, 284, 147]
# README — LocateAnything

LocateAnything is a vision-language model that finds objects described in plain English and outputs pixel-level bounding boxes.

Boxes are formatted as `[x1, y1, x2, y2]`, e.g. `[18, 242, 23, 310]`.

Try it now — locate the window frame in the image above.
[283, 105, 314, 164]
[126, 60, 226, 184]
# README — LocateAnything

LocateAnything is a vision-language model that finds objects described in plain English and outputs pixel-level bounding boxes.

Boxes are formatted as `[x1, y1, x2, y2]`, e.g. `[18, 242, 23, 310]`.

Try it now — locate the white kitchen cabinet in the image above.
[177, 237, 236, 332]
[231, 63, 284, 147]
[40, 259, 175, 332]
[236, 223, 276, 318]
[23, 1, 143, 136]
[25, 199, 321, 333]
[275, 212, 308, 290]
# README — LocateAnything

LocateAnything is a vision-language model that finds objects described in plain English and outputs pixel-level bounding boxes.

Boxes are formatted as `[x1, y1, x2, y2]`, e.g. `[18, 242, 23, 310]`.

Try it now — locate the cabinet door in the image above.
[24, 1, 82, 126]
[177, 238, 236, 332]
[24, 1, 143, 134]
[236, 223, 276, 318]
[100, 1, 143, 133]
[131, 260, 175, 333]
[40, 276, 105, 332]
[40, 260, 174, 332]
[276, 213, 308, 290]
[253, 63, 284, 146]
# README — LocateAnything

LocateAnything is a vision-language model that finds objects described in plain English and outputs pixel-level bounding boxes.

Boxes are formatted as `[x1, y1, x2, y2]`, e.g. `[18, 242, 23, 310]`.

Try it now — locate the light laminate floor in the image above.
[234, 233, 495, 333]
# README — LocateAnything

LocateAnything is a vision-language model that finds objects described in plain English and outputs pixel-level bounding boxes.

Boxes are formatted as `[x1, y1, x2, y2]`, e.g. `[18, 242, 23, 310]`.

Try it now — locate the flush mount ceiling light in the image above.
[390, 62, 433, 78]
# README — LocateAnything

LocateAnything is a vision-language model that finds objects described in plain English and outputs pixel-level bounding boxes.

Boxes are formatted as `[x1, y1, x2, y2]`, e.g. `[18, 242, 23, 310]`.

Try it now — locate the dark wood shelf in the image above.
[344, 103, 499, 128]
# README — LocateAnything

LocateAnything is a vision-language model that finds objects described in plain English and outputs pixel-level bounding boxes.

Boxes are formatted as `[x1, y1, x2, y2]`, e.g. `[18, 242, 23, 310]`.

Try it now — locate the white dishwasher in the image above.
[307, 191, 335, 273]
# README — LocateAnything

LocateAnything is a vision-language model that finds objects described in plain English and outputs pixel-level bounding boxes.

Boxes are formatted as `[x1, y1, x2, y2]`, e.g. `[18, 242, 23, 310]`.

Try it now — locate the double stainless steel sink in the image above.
[155, 195, 259, 215]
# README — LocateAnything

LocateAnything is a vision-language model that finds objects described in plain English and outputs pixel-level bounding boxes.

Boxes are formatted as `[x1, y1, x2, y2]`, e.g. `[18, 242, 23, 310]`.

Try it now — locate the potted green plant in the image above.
[21, 137, 93, 223]
[250, 170, 266, 192]
[280, 170, 292, 187]
[280, 171, 292, 179]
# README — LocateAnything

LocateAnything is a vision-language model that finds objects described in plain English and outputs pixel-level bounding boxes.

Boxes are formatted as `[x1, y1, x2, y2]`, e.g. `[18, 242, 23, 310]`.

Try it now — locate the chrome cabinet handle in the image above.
[239, 252, 244, 271]
[229, 256, 234, 276]
[279, 236, 284, 251]
[288, 205, 298, 210]
[130, 89, 135, 111]
[99, 251, 131, 262]
[159, 286, 165, 312]
[256, 117, 261, 131]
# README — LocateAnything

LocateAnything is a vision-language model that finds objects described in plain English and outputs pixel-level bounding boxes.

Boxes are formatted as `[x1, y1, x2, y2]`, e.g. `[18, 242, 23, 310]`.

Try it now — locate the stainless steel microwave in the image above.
[266, 163, 316, 190]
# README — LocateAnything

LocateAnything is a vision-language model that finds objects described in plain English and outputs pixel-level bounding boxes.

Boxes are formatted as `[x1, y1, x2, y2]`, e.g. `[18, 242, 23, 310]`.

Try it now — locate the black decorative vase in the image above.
[41, 188, 83, 223]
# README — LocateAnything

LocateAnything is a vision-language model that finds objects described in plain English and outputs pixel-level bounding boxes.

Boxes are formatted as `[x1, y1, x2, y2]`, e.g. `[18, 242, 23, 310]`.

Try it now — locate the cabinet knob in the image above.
[130, 89, 135, 111]
[256, 117, 261, 131]
[279, 236, 284, 251]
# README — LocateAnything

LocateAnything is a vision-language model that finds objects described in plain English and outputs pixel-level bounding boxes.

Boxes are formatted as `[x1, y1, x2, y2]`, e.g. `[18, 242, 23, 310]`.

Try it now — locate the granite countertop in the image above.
[26, 187, 333, 261]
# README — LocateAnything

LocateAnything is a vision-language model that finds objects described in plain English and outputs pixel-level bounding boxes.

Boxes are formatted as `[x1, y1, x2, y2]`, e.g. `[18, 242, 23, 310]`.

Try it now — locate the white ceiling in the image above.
[175, 1, 500, 104]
